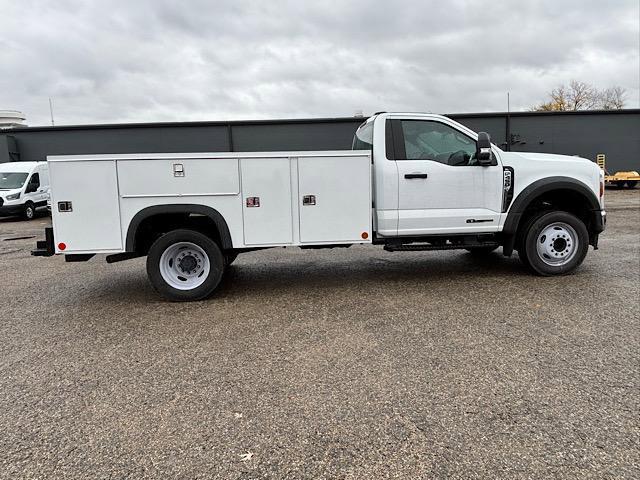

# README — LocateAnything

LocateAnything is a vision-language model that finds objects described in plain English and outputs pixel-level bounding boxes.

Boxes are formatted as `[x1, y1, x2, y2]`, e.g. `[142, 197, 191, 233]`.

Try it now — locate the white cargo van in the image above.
[0, 161, 50, 220]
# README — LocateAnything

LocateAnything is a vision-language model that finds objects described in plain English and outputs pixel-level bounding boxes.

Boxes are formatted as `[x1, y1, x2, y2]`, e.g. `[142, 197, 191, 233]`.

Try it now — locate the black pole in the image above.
[505, 92, 511, 151]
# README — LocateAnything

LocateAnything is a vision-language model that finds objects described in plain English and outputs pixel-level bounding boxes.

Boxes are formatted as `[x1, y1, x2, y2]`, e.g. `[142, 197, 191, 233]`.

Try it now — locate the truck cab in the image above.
[33, 113, 606, 301]
[355, 113, 605, 264]
[355, 113, 505, 237]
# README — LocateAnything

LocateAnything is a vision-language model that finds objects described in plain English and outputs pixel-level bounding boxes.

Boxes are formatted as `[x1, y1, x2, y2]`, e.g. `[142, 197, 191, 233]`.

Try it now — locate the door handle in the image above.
[404, 173, 428, 179]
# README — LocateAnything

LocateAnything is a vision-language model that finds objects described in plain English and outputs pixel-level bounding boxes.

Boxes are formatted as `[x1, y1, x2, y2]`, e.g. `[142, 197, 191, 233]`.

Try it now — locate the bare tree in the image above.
[597, 86, 626, 109]
[532, 80, 626, 111]
[566, 80, 598, 110]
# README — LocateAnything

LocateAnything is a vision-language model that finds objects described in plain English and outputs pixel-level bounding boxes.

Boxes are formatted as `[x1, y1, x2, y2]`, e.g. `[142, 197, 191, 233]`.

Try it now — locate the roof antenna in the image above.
[49, 97, 55, 126]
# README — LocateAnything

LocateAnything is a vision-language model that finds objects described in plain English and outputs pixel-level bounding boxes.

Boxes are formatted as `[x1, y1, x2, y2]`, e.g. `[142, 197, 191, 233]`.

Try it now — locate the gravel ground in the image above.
[0, 189, 638, 479]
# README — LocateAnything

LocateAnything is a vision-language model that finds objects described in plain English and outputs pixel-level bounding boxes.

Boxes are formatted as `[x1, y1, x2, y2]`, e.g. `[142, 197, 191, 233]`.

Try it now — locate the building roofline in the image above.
[2, 109, 639, 133]
[447, 108, 640, 119]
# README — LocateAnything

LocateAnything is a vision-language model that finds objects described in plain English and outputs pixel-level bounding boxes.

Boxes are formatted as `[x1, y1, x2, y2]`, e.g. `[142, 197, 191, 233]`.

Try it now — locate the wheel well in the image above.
[127, 205, 232, 255]
[502, 179, 602, 256]
[517, 189, 594, 237]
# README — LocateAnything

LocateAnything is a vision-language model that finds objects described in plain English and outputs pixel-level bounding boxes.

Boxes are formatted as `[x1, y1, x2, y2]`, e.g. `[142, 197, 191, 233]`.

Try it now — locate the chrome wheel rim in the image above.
[26, 206, 34, 218]
[159, 242, 210, 290]
[536, 222, 578, 266]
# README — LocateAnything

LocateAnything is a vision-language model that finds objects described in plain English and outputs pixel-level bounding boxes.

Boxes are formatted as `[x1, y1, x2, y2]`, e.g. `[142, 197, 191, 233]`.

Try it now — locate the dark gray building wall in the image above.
[0, 135, 20, 162]
[231, 121, 359, 151]
[451, 110, 640, 173]
[451, 116, 507, 148]
[513, 113, 640, 173]
[0, 119, 363, 163]
[1, 110, 638, 172]
[4, 125, 231, 161]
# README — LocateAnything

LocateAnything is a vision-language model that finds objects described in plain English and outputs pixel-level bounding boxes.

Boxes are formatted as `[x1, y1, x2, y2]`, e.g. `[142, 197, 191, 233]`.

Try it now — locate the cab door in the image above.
[24, 171, 47, 206]
[393, 119, 502, 236]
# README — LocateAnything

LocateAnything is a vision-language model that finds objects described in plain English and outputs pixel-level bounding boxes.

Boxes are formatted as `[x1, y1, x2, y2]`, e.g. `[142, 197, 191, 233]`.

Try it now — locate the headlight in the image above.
[6, 192, 20, 200]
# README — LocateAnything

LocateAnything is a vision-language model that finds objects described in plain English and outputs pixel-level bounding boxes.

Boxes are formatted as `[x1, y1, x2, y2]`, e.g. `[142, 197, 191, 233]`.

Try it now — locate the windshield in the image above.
[0, 172, 28, 190]
[352, 122, 373, 151]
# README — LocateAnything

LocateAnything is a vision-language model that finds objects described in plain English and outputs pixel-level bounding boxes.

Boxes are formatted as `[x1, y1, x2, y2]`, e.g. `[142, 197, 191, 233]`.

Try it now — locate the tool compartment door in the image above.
[49, 160, 122, 252]
[241, 157, 293, 245]
[298, 155, 371, 244]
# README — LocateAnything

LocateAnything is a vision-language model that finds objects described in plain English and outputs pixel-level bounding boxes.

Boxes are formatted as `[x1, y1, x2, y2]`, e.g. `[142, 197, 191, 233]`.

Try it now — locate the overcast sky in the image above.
[1, 0, 639, 126]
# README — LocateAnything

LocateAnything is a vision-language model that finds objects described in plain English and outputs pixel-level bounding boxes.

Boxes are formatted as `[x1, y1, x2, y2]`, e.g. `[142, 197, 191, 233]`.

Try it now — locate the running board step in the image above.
[384, 242, 499, 252]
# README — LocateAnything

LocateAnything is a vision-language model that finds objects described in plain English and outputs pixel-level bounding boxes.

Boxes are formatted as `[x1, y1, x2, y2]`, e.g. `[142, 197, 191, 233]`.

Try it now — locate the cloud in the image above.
[1, 0, 638, 125]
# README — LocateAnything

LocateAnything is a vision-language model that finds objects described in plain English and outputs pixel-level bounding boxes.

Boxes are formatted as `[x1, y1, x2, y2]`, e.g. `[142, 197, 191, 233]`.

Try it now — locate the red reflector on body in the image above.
[58, 242, 67, 251]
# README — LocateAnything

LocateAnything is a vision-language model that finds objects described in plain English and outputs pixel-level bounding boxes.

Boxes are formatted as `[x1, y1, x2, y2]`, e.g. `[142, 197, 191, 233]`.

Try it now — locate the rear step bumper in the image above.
[31, 227, 55, 257]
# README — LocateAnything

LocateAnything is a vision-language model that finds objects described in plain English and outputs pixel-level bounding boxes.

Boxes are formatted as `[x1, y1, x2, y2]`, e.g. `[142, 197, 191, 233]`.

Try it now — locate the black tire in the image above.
[465, 246, 499, 255]
[519, 211, 589, 276]
[146, 229, 225, 301]
[23, 202, 36, 220]
[224, 252, 238, 267]
[626, 181, 637, 189]
[615, 181, 626, 189]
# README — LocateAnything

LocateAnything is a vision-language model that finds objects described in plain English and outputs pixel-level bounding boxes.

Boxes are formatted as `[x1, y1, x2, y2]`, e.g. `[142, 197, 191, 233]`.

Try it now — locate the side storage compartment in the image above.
[49, 160, 122, 252]
[117, 158, 239, 197]
[298, 155, 371, 244]
[240, 157, 293, 245]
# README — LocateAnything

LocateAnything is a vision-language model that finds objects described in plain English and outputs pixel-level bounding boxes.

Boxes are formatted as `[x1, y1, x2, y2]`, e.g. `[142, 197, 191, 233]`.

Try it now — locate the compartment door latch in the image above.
[302, 195, 316, 206]
[173, 163, 185, 177]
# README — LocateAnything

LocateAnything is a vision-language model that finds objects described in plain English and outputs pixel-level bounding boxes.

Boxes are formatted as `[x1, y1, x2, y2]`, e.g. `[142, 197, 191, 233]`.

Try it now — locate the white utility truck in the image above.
[32, 113, 606, 301]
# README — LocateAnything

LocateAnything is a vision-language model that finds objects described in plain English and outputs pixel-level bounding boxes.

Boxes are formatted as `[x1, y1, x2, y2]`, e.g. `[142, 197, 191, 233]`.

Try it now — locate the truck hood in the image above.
[504, 151, 593, 165]
[0, 188, 21, 197]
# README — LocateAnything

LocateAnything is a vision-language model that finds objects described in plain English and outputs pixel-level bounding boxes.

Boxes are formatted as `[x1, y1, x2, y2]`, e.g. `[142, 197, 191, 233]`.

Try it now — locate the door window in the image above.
[401, 120, 477, 166]
[25, 173, 40, 193]
[352, 122, 373, 151]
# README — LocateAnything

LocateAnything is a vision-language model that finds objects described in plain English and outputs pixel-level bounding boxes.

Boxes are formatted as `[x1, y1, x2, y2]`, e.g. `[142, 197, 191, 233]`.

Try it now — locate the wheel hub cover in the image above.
[536, 222, 578, 266]
[178, 254, 198, 273]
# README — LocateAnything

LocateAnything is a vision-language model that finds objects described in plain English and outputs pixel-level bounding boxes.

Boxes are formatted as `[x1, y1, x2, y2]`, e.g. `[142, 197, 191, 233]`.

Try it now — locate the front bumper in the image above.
[593, 209, 606, 233]
[589, 209, 606, 250]
[0, 204, 23, 217]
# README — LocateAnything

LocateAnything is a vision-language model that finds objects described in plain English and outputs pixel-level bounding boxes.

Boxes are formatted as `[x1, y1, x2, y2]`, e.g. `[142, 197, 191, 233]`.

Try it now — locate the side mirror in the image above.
[476, 132, 493, 166]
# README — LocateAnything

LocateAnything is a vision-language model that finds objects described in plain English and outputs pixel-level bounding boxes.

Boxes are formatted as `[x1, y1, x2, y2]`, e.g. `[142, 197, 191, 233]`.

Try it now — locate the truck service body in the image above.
[33, 113, 606, 301]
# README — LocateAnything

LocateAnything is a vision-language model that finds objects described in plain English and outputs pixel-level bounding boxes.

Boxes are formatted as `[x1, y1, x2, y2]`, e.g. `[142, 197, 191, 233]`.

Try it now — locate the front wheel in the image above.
[146, 229, 225, 301]
[519, 211, 589, 276]
[23, 202, 36, 220]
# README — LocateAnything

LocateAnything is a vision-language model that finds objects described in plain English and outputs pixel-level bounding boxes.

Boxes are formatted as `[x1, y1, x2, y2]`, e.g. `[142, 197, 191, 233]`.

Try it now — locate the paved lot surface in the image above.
[1, 190, 638, 479]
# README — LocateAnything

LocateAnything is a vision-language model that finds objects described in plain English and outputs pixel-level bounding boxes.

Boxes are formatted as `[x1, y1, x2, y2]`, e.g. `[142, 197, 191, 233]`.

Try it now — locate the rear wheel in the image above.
[519, 211, 589, 276]
[615, 181, 626, 189]
[626, 181, 637, 189]
[146, 229, 224, 301]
